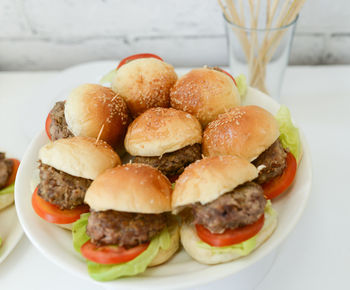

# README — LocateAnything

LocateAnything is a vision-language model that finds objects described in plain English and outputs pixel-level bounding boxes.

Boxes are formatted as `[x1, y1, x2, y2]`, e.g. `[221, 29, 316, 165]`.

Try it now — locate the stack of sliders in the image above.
[30, 52, 301, 281]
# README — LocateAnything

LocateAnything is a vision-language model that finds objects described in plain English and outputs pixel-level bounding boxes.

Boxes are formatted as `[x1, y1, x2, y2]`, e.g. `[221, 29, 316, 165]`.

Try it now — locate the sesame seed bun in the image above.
[172, 156, 258, 213]
[180, 204, 277, 264]
[170, 68, 240, 127]
[111, 58, 178, 118]
[39, 136, 121, 180]
[84, 163, 172, 213]
[125, 108, 202, 157]
[202, 106, 280, 161]
[64, 84, 130, 148]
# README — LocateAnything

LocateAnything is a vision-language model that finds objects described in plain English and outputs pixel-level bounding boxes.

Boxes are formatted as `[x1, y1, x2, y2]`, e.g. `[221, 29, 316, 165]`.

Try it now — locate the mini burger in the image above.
[124, 107, 202, 182]
[32, 136, 120, 229]
[45, 84, 129, 150]
[202, 105, 298, 200]
[111, 53, 178, 118]
[170, 67, 240, 127]
[0, 153, 20, 210]
[172, 155, 277, 265]
[73, 163, 179, 281]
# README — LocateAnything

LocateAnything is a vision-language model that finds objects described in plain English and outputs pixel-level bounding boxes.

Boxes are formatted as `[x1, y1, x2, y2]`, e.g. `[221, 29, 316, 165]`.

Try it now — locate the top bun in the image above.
[111, 58, 178, 118]
[202, 106, 279, 161]
[170, 67, 240, 127]
[172, 155, 258, 212]
[85, 163, 172, 213]
[39, 136, 121, 180]
[125, 107, 202, 157]
[65, 84, 130, 148]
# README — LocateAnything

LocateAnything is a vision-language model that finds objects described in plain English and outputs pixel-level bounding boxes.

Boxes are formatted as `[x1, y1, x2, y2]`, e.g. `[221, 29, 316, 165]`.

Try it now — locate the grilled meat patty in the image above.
[192, 182, 266, 234]
[253, 139, 287, 184]
[87, 211, 167, 248]
[133, 143, 201, 177]
[49, 101, 74, 141]
[0, 153, 13, 189]
[38, 162, 92, 209]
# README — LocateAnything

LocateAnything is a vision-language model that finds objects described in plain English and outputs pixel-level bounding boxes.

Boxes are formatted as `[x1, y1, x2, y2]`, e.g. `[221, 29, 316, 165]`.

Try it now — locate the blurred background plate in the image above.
[15, 61, 312, 289]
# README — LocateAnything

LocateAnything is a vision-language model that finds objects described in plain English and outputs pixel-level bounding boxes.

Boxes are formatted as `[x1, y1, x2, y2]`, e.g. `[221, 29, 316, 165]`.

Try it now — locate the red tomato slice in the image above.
[6, 158, 20, 186]
[196, 214, 265, 247]
[32, 187, 90, 224]
[81, 240, 149, 264]
[262, 152, 297, 200]
[45, 113, 52, 140]
[117, 53, 163, 69]
[212, 67, 237, 86]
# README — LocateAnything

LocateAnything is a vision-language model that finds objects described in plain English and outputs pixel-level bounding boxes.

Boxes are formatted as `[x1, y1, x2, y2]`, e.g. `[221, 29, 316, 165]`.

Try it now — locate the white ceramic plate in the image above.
[15, 62, 312, 289]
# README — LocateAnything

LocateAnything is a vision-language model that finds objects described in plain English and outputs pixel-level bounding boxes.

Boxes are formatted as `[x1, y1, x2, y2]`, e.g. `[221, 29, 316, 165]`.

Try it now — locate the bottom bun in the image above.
[56, 223, 73, 231]
[149, 217, 180, 267]
[180, 206, 277, 265]
[0, 193, 14, 210]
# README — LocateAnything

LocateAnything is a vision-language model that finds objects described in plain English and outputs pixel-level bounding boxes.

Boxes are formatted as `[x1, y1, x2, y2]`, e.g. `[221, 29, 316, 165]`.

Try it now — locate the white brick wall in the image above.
[0, 0, 348, 70]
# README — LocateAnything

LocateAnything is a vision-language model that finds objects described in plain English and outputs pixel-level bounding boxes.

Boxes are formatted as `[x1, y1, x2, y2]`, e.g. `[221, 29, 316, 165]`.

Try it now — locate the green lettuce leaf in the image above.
[0, 236, 2, 247]
[275, 105, 302, 163]
[72, 213, 91, 253]
[99, 69, 117, 84]
[72, 213, 171, 281]
[197, 201, 274, 256]
[0, 183, 14, 196]
[235, 74, 247, 99]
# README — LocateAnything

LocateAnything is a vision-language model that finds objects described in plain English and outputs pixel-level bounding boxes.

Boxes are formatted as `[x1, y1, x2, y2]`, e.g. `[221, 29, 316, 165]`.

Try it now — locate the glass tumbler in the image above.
[225, 15, 298, 99]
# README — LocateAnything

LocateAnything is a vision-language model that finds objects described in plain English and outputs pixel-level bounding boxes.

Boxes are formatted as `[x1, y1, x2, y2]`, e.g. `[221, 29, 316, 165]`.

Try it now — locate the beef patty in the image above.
[133, 143, 201, 177]
[253, 139, 287, 184]
[192, 182, 266, 234]
[0, 153, 13, 189]
[49, 101, 74, 141]
[86, 210, 167, 248]
[38, 162, 92, 209]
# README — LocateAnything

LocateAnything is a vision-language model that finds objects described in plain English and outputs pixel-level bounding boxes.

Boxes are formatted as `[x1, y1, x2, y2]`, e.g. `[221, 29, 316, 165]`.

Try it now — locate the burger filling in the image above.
[49, 101, 74, 141]
[192, 182, 266, 234]
[253, 139, 287, 184]
[86, 211, 167, 248]
[38, 162, 92, 209]
[133, 143, 201, 177]
[0, 153, 13, 189]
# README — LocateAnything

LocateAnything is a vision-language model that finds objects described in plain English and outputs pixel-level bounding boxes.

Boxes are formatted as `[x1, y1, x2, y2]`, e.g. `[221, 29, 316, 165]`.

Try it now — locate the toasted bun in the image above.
[85, 163, 172, 213]
[65, 84, 130, 148]
[203, 106, 280, 161]
[170, 68, 240, 127]
[112, 58, 177, 118]
[180, 205, 277, 264]
[125, 108, 202, 156]
[39, 136, 121, 180]
[0, 192, 14, 210]
[172, 156, 258, 212]
[149, 217, 180, 267]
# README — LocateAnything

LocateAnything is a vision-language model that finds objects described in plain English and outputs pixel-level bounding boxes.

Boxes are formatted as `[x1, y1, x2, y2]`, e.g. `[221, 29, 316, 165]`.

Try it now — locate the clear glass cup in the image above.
[224, 14, 298, 99]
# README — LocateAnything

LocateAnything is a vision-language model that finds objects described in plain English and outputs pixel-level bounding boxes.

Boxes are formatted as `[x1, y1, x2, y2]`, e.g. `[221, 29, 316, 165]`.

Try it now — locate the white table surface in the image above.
[0, 66, 349, 289]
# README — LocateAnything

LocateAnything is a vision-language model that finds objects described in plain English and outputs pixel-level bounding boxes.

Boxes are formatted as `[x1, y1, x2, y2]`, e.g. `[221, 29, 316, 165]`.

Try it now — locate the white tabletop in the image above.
[0, 66, 349, 289]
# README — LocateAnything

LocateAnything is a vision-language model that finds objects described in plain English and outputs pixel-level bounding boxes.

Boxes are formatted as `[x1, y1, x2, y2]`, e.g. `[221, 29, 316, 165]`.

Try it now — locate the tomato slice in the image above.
[32, 187, 90, 224]
[81, 240, 149, 264]
[6, 158, 20, 186]
[196, 215, 265, 247]
[117, 53, 163, 69]
[262, 152, 297, 200]
[45, 113, 52, 140]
